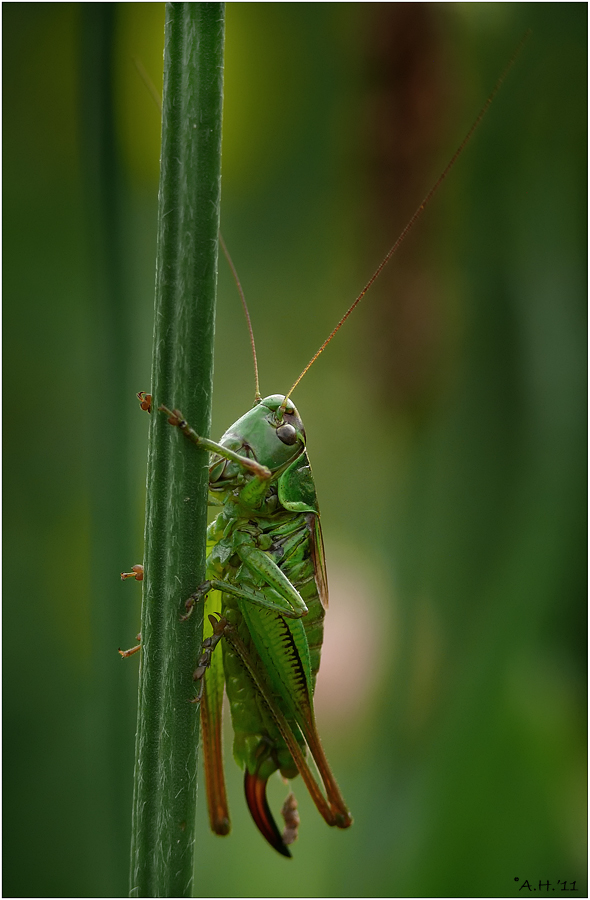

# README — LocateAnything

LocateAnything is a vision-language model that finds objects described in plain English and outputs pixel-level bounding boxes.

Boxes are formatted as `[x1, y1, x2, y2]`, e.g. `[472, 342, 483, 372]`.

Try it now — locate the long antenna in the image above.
[283, 31, 530, 407]
[219, 232, 261, 402]
[132, 57, 162, 113]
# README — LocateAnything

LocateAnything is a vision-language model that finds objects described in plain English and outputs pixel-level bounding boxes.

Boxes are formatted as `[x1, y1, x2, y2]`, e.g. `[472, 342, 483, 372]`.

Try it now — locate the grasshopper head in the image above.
[210, 394, 306, 487]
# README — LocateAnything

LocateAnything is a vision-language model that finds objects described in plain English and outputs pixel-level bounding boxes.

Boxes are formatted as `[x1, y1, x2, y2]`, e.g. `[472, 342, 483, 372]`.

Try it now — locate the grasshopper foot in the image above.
[190, 615, 227, 702]
[180, 580, 212, 621]
[159, 405, 185, 428]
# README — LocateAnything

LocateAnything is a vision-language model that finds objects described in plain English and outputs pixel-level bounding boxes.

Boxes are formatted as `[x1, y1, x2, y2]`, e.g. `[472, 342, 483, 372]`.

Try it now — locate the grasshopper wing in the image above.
[278, 451, 328, 608]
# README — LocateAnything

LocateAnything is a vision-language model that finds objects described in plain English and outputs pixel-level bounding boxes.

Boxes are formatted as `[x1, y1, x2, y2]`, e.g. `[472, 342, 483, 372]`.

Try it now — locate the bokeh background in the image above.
[3, 3, 586, 897]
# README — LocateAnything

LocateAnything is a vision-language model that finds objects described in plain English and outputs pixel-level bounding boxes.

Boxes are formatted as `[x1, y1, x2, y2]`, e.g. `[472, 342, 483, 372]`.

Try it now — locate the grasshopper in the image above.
[122, 37, 527, 857]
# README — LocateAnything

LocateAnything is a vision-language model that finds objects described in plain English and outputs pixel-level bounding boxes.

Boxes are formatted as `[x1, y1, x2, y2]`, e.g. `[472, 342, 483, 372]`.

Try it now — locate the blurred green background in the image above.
[3, 3, 586, 897]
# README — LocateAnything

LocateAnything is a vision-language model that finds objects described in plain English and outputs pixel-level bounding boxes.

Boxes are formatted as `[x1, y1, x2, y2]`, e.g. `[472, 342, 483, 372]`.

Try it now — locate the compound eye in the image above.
[276, 423, 298, 445]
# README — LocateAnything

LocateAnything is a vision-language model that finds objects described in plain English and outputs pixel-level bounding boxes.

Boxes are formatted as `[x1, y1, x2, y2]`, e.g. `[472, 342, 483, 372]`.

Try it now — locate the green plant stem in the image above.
[129, 4, 225, 897]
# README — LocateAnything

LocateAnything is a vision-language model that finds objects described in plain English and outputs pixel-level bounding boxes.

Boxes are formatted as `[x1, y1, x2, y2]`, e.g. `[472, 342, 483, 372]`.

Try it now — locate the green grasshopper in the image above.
[124, 386, 349, 856]
[122, 39, 526, 857]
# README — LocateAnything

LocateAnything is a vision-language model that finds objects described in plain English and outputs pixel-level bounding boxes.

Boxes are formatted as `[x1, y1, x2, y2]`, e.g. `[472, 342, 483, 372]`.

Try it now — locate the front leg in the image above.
[160, 406, 271, 480]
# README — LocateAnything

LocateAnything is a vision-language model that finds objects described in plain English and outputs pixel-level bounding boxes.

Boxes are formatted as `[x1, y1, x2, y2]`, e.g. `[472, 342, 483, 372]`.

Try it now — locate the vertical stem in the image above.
[130, 4, 225, 897]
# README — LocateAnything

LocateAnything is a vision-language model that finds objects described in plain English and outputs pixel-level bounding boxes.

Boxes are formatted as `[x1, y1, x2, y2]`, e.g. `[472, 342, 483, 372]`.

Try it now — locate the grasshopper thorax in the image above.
[209, 395, 306, 488]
